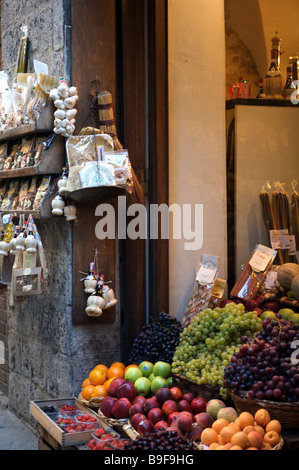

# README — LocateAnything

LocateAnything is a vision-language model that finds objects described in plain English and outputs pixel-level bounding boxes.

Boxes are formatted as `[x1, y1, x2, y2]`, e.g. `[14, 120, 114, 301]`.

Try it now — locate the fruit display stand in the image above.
[30, 397, 109, 450]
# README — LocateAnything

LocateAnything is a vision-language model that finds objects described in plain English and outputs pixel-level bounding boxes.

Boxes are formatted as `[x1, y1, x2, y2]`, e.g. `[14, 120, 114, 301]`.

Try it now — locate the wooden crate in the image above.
[30, 397, 109, 447]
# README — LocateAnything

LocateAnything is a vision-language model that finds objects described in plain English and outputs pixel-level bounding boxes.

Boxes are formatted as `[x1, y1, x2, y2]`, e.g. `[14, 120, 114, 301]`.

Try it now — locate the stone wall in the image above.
[1, 0, 121, 426]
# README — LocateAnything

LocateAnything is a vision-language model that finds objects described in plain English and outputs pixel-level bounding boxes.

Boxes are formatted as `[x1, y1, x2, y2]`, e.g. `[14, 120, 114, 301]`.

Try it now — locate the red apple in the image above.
[168, 411, 180, 425]
[162, 400, 179, 416]
[100, 396, 117, 418]
[155, 387, 173, 405]
[132, 395, 147, 405]
[195, 412, 214, 429]
[130, 413, 147, 430]
[256, 294, 264, 306]
[177, 411, 193, 433]
[263, 301, 279, 313]
[182, 392, 194, 403]
[154, 420, 168, 431]
[148, 407, 164, 424]
[108, 377, 126, 397]
[111, 398, 131, 419]
[177, 399, 191, 412]
[144, 396, 159, 414]
[116, 381, 137, 401]
[170, 387, 183, 401]
[191, 397, 207, 414]
[245, 300, 259, 312]
[186, 425, 203, 442]
[130, 402, 144, 417]
[137, 419, 155, 436]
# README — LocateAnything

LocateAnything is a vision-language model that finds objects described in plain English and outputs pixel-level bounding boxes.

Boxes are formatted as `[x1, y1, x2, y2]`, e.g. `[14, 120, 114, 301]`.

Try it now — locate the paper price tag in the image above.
[196, 266, 217, 285]
[249, 245, 276, 272]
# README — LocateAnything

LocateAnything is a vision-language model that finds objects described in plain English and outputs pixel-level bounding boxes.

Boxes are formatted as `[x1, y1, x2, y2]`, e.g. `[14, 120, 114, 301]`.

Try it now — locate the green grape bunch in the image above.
[171, 303, 263, 400]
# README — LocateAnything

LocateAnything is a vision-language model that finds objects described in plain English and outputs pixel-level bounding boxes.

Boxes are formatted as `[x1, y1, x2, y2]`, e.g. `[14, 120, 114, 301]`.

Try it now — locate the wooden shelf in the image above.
[1, 188, 57, 219]
[0, 104, 55, 142]
[0, 134, 66, 180]
[67, 185, 125, 204]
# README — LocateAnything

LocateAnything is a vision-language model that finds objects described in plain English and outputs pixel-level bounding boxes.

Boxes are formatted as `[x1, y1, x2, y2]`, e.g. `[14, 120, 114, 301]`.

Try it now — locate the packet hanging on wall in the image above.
[230, 244, 277, 301]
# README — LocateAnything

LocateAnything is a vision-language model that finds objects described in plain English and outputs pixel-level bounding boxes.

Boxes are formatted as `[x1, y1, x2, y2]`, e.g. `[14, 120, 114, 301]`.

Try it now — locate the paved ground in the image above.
[0, 393, 39, 451]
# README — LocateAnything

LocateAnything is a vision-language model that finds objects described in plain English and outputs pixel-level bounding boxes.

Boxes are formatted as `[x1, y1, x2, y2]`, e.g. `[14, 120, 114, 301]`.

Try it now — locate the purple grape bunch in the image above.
[223, 317, 299, 402]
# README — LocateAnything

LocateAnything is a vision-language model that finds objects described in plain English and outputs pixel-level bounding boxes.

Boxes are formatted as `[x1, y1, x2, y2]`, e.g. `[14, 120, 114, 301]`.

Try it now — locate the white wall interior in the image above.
[168, 0, 227, 320]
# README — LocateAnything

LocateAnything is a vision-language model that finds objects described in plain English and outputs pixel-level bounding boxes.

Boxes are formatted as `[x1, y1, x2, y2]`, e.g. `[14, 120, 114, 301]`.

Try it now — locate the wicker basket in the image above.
[172, 374, 224, 402]
[97, 409, 129, 437]
[77, 392, 105, 409]
[231, 391, 299, 430]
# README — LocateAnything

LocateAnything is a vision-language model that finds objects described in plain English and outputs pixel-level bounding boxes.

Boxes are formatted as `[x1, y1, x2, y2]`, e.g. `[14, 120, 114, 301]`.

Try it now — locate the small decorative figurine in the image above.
[25, 222, 37, 253]
[83, 262, 97, 294]
[51, 193, 65, 216]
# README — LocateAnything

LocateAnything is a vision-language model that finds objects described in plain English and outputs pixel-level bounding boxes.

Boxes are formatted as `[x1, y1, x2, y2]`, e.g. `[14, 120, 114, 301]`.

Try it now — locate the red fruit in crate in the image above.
[182, 392, 194, 403]
[130, 413, 147, 430]
[170, 387, 183, 401]
[155, 420, 169, 430]
[132, 395, 147, 406]
[94, 428, 106, 438]
[116, 381, 137, 401]
[245, 300, 259, 312]
[177, 399, 191, 412]
[144, 396, 159, 414]
[108, 378, 126, 397]
[195, 412, 214, 429]
[168, 411, 180, 425]
[130, 402, 144, 417]
[177, 411, 193, 433]
[137, 419, 155, 436]
[148, 407, 164, 424]
[112, 398, 131, 419]
[191, 397, 207, 414]
[263, 301, 279, 313]
[162, 400, 179, 416]
[155, 388, 173, 406]
[100, 396, 117, 418]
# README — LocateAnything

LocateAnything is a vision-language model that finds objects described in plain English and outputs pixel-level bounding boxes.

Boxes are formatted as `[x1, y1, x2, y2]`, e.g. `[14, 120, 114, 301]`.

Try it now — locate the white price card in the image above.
[249, 245, 276, 272]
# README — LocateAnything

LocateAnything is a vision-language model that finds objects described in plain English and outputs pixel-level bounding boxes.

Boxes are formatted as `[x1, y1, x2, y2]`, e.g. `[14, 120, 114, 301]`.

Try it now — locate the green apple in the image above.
[150, 376, 168, 393]
[278, 308, 295, 320]
[148, 373, 155, 382]
[166, 376, 173, 388]
[124, 366, 143, 383]
[153, 361, 171, 378]
[260, 311, 277, 321]
[134, 377, 151, 396]
[290, 313, 299, 325]
[139, 361, 154, 378]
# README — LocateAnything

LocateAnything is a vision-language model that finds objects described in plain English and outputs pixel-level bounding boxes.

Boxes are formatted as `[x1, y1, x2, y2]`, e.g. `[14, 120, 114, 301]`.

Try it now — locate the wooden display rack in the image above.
[0, 105, 66, 219]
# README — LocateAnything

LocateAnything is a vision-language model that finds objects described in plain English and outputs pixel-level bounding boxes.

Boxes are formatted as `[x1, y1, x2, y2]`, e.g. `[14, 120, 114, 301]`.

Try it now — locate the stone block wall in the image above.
[0, 287, 9, 395]
[1, 0, 122, 426]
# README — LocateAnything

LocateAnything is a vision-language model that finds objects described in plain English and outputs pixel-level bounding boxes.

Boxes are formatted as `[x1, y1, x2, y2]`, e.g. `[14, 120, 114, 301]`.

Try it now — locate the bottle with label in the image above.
[263, 33, 284, 99]
[256, 78, 265, 99]
[84, 262, 97, 294]
[282, 66, 295, 99]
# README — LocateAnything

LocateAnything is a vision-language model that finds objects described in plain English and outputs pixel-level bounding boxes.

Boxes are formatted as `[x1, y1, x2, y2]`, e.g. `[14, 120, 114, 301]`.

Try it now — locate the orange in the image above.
[230, 431, 248, 450]
[212, 419, 229, 433]
[82, 378, 91, 388]
[265, 420, 281, 434]
[230, 445, 243, 450]
[238, 411, 254, 429]
[89, 368, 106, 385]
[254, 409, 270, 427]
[209, 442, 219, 450]
[94, 364, 109, 374]
[201, 428, 218, 446]
[91, 385, 107, 398]
[81, 385, 95, 401]
[220, 426, 234, 444]
[104, 377, 117, 392]
[107, 365, 124, 379]
[110, 362, 125, 371]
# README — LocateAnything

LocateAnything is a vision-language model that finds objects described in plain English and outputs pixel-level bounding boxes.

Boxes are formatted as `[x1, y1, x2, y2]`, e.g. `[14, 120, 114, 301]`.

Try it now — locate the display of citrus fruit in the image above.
[89, 368, 106, 385]
[110, 362, 125, 371]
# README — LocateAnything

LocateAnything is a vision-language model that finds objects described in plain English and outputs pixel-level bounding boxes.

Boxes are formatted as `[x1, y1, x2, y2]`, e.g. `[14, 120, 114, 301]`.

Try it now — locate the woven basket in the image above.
[77, 392, 105, 409]
[97, 409, 129, 436]
[172, 374, 224, 402]
[231, 391, 299, 430]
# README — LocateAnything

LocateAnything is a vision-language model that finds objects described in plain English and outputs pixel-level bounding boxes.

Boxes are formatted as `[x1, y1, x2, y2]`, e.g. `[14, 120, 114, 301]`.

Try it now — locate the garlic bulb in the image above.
[50, 80, 79, 138]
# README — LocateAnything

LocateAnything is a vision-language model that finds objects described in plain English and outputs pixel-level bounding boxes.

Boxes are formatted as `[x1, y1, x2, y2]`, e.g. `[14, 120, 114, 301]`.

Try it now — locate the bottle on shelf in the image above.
[263, 32, 284, 99]
[282, 66, 295, 100]
[84, 262, 97, 294]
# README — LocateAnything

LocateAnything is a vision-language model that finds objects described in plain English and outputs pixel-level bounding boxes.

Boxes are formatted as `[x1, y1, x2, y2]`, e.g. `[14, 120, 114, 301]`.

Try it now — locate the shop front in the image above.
[0, 0, 298, 453]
